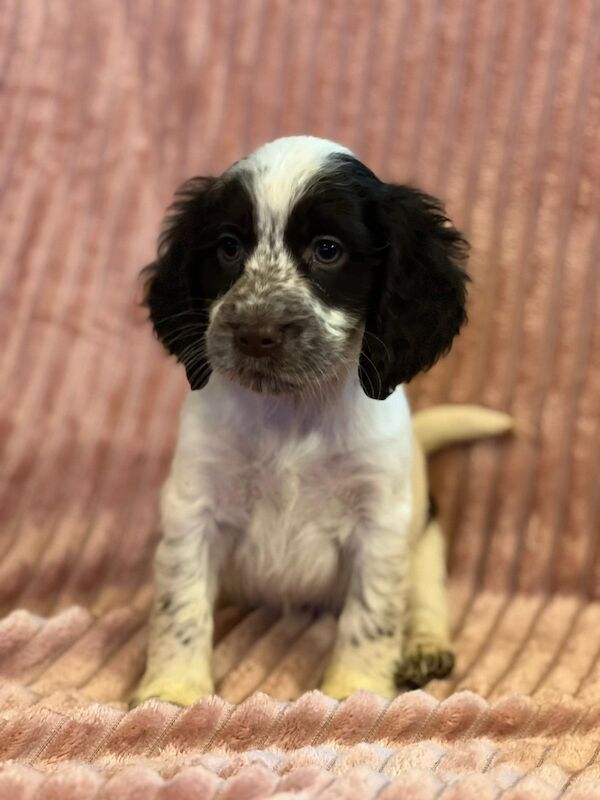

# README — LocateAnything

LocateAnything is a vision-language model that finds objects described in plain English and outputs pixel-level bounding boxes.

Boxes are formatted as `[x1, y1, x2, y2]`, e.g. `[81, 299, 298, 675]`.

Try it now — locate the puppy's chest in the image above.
[215, 445, 362, 534]
[211, 440, 365, 607]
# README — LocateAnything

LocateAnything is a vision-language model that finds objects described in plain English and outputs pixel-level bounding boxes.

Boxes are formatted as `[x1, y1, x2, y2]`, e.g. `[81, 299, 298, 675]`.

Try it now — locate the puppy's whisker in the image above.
[157, 316, 206, 329]
[358, 362, 376, 401]
[188, 360, 211, 380]
[184, 353, 209, 373]
[357, 349, 382, 398]
[178, 345, 209, 371]
[189, 361, 212, 389]
[363, 330, 391, 367]
[160, 330, 202, 347]
[182, 344, 209, 368]
[177, 337, 207, 358]
[150, 309, 207, 325]
[304, 369, 319, 406]
[160, 326, 207, 347]
[297, 361, 331, 408]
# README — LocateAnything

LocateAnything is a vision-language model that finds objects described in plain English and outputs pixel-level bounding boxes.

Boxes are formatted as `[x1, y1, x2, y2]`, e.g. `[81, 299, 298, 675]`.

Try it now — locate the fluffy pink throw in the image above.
[2, 0, 599, 796]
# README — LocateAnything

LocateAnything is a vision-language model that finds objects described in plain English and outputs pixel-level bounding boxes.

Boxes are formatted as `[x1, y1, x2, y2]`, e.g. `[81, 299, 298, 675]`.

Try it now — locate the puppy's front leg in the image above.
[321, 507, 409, 700]
[130, 486, 217, 707]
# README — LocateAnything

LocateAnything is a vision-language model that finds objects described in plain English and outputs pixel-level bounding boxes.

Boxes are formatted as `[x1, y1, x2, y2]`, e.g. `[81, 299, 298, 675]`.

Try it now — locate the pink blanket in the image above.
[1, 0, 599, 796]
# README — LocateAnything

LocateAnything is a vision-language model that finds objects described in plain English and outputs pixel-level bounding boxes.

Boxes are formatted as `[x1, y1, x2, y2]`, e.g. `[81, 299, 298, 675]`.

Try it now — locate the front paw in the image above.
[395, 640, 455, 689]
[321, 665, 397, 700]
[129, 673, 214, 708]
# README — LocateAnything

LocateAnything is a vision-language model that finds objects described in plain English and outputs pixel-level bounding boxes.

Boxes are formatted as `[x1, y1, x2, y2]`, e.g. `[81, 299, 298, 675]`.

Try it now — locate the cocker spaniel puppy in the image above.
[132, 136, 468, 706]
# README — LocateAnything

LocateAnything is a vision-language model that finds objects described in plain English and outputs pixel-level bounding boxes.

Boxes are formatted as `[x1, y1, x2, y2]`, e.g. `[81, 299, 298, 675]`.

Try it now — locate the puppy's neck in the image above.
[206, 370, 365, 436]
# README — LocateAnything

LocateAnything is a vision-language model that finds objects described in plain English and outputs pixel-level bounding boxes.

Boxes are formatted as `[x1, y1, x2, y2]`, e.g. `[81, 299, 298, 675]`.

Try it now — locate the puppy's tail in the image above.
[413, 405, 513, 455]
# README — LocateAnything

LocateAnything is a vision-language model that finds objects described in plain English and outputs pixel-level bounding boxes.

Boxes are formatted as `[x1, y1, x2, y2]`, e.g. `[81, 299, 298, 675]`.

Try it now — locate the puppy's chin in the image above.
[217, 355, 359, 401]
[237, 372, 301, 396]
[220, 362, 307, 397]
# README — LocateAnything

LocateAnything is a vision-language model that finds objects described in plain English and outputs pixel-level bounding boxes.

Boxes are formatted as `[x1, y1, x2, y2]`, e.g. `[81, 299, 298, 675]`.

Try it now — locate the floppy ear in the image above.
[141, 177, 217, 390]
[359, 185, 469, 399]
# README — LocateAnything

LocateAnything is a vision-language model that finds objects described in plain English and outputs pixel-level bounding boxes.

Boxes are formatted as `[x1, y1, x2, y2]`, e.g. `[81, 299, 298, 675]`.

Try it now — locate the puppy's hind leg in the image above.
[395, 515, 455, 688]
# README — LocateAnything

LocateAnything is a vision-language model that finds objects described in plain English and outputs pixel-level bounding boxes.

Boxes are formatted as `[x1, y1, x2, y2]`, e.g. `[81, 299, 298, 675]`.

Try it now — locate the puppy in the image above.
[132, 136, 468, 705]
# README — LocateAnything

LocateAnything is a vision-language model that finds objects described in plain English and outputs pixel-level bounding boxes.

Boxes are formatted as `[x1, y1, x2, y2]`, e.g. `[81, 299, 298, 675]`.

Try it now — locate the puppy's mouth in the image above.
[225, 358, 305, 396]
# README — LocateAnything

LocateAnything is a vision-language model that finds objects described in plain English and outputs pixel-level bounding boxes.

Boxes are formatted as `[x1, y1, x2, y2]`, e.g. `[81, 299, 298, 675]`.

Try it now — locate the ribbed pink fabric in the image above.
[0, 1, 599, 796]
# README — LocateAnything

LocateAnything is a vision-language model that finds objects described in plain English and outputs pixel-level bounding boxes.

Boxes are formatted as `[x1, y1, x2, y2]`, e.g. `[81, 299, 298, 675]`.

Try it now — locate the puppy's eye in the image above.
[313, 237, 344, 265]
[217, 234, 243, 263]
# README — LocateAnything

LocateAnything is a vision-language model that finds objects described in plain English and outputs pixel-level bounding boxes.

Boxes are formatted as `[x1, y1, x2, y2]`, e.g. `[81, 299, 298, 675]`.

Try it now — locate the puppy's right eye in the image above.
[312, 237, 345, 266]
[217, 235, 243, 264]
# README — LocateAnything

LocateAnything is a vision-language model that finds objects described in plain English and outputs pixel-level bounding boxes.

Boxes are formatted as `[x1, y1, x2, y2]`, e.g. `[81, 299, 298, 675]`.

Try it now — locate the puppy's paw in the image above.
[321, 666, 397, 700]
[395, 640, 455, 689]
[129, 674, 214, 709]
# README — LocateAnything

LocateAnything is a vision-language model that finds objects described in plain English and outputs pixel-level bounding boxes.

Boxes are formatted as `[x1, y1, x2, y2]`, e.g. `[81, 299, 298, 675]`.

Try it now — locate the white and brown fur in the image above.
[132, 136, 468, 705]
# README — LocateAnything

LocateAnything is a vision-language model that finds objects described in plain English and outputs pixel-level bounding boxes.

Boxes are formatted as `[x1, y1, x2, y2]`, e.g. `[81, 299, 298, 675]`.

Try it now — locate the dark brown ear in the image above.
[359, 185, 469, 399]
[141, 177, 217, 390]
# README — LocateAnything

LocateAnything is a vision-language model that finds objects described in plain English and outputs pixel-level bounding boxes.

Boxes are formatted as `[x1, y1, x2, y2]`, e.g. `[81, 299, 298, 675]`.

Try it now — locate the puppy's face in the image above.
[143, 136, 469, 399]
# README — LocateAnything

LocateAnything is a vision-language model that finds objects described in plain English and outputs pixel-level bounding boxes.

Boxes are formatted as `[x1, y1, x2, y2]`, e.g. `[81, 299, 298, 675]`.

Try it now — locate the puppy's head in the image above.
[142, 136, 469, 399]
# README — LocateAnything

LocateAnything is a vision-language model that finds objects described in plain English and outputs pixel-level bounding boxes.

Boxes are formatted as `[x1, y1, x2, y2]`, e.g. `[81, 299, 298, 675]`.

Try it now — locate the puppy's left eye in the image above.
[217, 234, 243, 263]
[313, 237, 344, 265]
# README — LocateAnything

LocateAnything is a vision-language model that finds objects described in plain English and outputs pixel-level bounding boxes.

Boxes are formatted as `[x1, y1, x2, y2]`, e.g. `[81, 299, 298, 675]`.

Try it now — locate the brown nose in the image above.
[233, 323, 283, 358]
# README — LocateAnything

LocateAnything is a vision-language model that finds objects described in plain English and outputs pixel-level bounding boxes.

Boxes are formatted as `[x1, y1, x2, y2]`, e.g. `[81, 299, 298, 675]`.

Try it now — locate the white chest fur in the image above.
[163, 375, 414, 611]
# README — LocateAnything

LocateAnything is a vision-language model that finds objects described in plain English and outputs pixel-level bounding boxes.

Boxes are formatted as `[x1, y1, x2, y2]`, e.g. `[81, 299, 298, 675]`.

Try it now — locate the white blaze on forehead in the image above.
[220, 137, 359, 341]
[230, 136, 353, 229]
